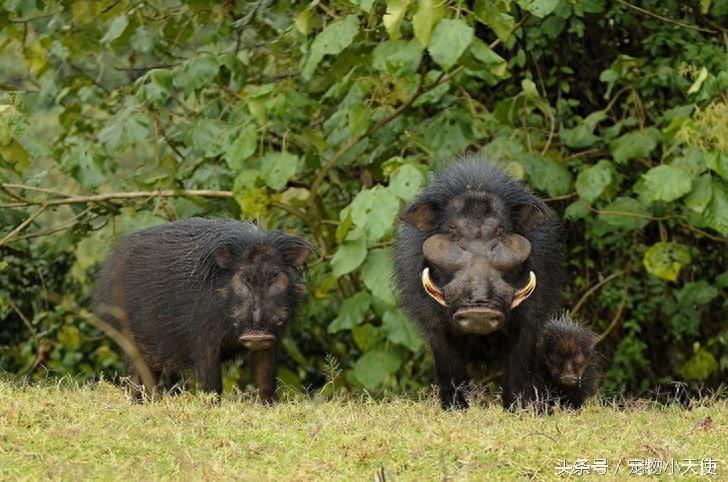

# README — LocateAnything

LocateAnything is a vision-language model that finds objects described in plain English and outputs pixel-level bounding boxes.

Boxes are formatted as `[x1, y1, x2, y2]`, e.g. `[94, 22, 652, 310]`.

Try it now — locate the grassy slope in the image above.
[0, 381, 726, 481]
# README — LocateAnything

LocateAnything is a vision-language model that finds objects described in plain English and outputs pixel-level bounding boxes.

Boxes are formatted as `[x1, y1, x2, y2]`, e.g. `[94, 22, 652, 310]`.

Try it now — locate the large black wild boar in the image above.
[92, 218, 314, 403]
[393, 158, 564, 409]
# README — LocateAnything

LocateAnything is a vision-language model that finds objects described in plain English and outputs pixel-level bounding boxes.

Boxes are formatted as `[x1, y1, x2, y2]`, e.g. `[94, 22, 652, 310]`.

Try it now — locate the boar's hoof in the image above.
[453, 307, 504, 334]
[239, 333, 276, 351]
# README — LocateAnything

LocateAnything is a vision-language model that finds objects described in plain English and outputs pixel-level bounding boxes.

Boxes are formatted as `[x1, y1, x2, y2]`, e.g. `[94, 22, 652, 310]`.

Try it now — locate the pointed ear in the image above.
[514, 204, 549, 233]
[213, 246, 234, 269]
[284, 237, 316, 268]
[401, 201, 437, 231]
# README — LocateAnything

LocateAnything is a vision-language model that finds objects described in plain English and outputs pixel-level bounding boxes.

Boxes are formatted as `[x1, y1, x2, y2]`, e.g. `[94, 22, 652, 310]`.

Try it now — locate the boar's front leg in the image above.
[431, 342, 469, 410]
[194, 351, 223, 397]
[252, 348, 277, 404]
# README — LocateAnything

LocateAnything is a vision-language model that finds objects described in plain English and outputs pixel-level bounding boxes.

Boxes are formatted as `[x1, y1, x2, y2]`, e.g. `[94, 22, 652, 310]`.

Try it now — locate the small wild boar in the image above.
[394, 158, 565, 409]
[92, 218, 314, 403]
[504, 313, 601, 410]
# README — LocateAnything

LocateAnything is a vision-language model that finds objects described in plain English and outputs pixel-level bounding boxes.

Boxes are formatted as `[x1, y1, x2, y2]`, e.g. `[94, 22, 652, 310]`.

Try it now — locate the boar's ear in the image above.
[283, 237, 316, 268]
[514, 203, 549, 233]
[401, 201, 437, 231]
[213, 245, 234, 269]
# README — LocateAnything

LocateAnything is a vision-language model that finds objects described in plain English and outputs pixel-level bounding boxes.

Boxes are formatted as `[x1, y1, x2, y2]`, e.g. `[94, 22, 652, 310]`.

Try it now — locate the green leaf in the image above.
[174, 54, 219, 93]
[520, 153, 573, 197]
[517, 0, 559, 17]
[676, 281, 718, 307]
[382, 309, 422, 351]
[469, 40, 508, 77]
[700, 178, 728, 235]
[372, 40, 423, 74]
[302, 15, 359, 81]
[599, 197, 649, 231]
[360, 248, 396, 304]
[641, 165, 693, 202]
[705, 151, 728, 181]
[331, 236, 367, 277]
[101, 15, 128, 45]
[684, 173, 712, 213]
[352, 350, 401, 389]
[328, 292, 371, 333]
[561, 111, 607, 148]
[98, 110, 149, 152]
[60, 140, 104, 190]
[643, 242, 691, 281]
[680, 348, 718, 381]
[388, 164, 425, 201]
[610, 128, 660, 164]
[350, 185, 400, 242]
[428, 19, 474, 70]
[352, 324, 381, 351]
[575, 160, 614, 203]
[413, 0, 445, 47]
[259, 152, 299, 190]
[383, 0, 411, 40]
[473, 0, 515, 42]
[138, 69, 173, 107]
[225, 126, 258, 170]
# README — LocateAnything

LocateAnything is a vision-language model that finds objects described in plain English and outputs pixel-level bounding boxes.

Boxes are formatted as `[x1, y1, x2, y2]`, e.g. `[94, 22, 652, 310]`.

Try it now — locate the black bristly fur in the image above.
[393, 158, 565, 409]
[92, 217, 314, 403]
[505, 313, 601, 411]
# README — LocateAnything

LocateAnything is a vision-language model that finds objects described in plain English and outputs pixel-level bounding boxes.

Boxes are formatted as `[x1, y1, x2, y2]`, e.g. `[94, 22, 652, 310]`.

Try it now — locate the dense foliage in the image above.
[1, 0, 726, 396]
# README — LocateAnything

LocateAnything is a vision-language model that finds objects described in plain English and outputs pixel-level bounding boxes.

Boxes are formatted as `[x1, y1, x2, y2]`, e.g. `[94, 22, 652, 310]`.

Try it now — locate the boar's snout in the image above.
[453, 306, 505, 334]
[239, 333, 276, 351]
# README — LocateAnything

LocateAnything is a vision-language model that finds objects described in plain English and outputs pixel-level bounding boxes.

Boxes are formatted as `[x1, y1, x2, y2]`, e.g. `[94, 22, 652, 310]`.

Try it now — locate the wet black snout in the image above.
[239, 333, 276, 351]
[453, 307, 505, 334]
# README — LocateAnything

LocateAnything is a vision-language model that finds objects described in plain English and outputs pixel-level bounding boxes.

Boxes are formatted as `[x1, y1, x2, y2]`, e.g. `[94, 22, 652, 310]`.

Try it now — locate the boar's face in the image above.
[403, 192, 543, 334]
[213, 236, 314, 351]
[542, 334, 594, 387]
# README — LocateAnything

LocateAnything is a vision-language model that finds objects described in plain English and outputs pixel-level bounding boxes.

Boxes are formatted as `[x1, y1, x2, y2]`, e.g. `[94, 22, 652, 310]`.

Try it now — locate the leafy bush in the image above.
[1, 0, 726, 395]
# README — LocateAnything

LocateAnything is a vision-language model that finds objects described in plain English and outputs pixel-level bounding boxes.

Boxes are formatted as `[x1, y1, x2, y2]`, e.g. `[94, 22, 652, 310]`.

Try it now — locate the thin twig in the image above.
[616, 0, 717, 34]
[596, 284, 629, 344]
[0, 204, 48, 246]
[571, 270, 626, 315]
[7, 297, 36, 335]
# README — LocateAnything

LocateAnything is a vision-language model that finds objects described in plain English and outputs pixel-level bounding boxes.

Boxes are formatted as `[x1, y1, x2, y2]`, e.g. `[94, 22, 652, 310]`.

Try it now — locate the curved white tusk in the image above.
[511, 271, 537, 308]
[421, 267, 448, 307]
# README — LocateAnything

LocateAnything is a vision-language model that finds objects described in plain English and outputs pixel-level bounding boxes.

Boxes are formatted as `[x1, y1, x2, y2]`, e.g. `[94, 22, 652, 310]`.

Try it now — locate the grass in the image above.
[0, 379, 726, 481]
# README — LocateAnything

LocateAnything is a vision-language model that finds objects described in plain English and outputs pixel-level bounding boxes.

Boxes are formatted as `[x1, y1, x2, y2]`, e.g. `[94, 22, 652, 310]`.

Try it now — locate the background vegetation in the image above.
[1, 0, 727, 396]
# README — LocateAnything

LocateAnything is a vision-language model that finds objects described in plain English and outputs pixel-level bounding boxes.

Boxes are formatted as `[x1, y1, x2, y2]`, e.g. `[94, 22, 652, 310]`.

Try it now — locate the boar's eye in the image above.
[268, 272, 289, 295]
[496, 227, 505, 240]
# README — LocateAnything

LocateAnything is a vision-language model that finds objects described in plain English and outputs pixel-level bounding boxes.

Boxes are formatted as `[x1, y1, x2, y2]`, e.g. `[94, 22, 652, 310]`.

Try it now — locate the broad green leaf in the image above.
[350, 185, 400, 241]
[382, 309, 423, 351]
[705, 151, 728, 180]
[687, 66, 708, 95]
[517, 0, 559, 17]
[352, 324, 381, 351]
[131, 27, 154, 53]
[643, 242, 691, 281]
[372, 40, 423, 74]
[388, 164, 425, 201]
[101, 15, 128, 44]
[60, 140, 104, 190]
[138, 69, 173, 107]
[428, 19, 474, 70]
[188, 119, 227, 157]
[564, 200, 590, 220]
[576, 160, 614, 203]
[413, 0, 445, 47]
[700, 178, 728, 235]
[473, 0, 515, 42]
[328, 292, 371, 333]
[641, 165, 693, 202]
[225, 126, 258, 170]
[599, 197, 649, 231]
[302, 15, 359, 80]
[260, 152, 300, 190]
[520, 153, 572, 197]
[676, 281, 718, 307]
[684, 173, 712, 213]
[331, 236, 367, 277]
[174, 54, 219, 92]
[98, 110, 149, 152]
[57, 325, 81, 350]
[469, 40, 508, 77]
[360, 248, 396, 304]
[610, 128, 660, 164]
[680, 348, 718, 381]
[352, 350, 401, 389]
[561, 111, 608, 148]
[383, 0, 411, 40]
